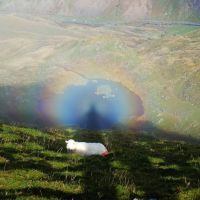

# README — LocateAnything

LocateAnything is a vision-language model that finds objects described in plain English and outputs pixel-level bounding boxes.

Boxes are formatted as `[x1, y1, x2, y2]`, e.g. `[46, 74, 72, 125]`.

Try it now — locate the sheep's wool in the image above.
[65, 139, 108, 156]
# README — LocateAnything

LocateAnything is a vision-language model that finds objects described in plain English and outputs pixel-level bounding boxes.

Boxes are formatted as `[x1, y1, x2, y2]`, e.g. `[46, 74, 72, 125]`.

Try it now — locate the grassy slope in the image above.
[151, 0, 200, 21]
[137, 26, 200, 137]
[0, 124, 200, 200]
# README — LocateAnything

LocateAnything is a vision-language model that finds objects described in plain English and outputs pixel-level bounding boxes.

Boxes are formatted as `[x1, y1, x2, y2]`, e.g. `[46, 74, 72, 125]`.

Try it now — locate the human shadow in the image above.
[0, 79, 145, 131]
[78, 105, 112, 130]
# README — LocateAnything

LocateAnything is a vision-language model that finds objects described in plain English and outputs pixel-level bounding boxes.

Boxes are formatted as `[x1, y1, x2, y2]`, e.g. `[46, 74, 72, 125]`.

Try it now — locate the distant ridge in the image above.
[0, 0, 199, 22]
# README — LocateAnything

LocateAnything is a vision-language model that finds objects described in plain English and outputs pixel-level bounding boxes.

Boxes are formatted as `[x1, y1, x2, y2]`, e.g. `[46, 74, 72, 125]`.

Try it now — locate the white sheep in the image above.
[65, 139, 109, 156]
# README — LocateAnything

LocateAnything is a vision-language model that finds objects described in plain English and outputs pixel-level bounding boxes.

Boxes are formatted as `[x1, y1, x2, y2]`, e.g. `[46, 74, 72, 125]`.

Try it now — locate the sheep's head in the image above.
[65, 139, 76, 151]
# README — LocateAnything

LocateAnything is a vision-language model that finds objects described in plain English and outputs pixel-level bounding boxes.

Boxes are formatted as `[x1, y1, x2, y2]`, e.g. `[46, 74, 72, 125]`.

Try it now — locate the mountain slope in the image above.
[0, 14, 200, 137]
[0, 0, 199, 21]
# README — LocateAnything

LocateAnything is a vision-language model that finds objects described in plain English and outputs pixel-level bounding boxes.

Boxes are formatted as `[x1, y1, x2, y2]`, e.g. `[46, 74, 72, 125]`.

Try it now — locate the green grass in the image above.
[166, 25, 200, 36]
[153, 0, 200, 21]
[0, 124, 200, 200]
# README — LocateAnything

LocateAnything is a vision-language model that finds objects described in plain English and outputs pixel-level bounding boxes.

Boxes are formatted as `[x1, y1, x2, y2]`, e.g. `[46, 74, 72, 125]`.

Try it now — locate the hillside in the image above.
[0, 14, 200, 138]
[0, 2, 200, 199]
[0, 0, 200, 22]
[0, 124, 200, 199]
